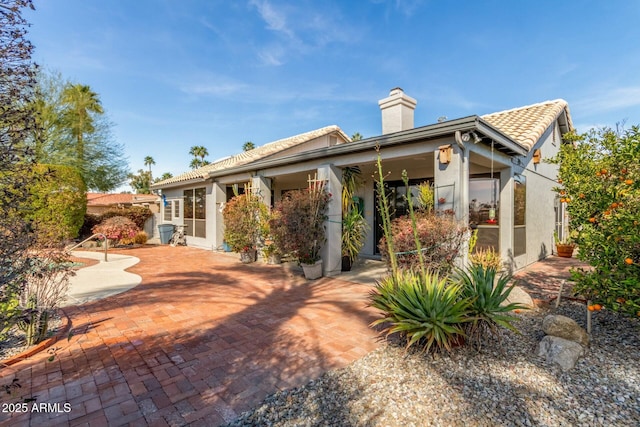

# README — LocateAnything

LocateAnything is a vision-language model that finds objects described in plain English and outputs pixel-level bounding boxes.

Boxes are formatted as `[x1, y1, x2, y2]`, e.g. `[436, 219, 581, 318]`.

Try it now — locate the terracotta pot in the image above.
[301, 260, 323, 280]
[556, 244, 575, 258]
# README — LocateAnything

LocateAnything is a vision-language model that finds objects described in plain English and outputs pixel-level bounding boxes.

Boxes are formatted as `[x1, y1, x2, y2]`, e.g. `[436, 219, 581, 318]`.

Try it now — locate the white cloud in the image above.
[249, 0, 294, 38]
[574, 86, 640, 114]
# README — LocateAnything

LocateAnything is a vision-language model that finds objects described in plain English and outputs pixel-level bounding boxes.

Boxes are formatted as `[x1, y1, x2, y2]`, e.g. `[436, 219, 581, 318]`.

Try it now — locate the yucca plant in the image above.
[453, 265, 527, 349]
[368, 270, 472, 353]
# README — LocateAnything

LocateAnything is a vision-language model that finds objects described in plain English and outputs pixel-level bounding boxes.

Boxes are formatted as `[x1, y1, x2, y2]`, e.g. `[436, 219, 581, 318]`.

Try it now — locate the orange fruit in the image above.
[625, 258, 634, 265]
[621, 168, 628, 174]
[604, 210, 611, 216]
[565, 198, 570, 203]
[557, 179, 563, 184]
[587, 305, 596, 311]
[625, 179, 633, 185]
[601, 169, 608, 175]
[589, 217, 596, 223]
[579, 193, 585, 199]
[560, 198, 566, 203]
[611, 202, 618, 209]
[560, 190, 566, 195]
[594, 304, 602, 311]
[616, 297, 626, 304]
[596, 171, 602, 177]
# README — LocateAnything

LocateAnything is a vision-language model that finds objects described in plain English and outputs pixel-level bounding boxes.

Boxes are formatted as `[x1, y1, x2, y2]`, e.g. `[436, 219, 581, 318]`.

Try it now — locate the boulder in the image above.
[503, 285, 535, 309]
[537, 335, 585, 371]
[542, 314, 589, 346]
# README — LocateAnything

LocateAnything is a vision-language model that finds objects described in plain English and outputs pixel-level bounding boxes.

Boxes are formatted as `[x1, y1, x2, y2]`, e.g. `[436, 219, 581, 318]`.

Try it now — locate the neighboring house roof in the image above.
[482, 99, 573, 151]
[87, 193, 159, 207]
[153, 125, 350, 188]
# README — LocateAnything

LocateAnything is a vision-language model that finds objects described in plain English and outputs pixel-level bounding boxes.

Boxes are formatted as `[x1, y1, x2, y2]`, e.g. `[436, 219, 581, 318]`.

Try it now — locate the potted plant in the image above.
[554, 231, 575, 258]
[222, 192, 267, 263]
[341, 208, 368, 271]
[270, 181, 330, 279]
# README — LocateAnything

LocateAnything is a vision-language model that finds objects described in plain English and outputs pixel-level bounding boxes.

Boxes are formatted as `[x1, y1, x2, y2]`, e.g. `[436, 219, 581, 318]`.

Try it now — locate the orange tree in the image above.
[549, 126, 639, 316]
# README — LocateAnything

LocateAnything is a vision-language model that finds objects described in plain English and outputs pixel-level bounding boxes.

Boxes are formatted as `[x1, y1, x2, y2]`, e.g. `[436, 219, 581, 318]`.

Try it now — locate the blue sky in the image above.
[26, 0, 640, 189]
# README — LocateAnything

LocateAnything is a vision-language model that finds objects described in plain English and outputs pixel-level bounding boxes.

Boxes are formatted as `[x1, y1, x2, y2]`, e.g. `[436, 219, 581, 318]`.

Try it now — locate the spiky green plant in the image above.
[453, 265, 527, 348]
[368, 270, 472, 353]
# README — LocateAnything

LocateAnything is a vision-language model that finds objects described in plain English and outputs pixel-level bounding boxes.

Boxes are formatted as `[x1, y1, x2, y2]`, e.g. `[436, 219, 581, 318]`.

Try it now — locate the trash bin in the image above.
[158, 224, 174, 244]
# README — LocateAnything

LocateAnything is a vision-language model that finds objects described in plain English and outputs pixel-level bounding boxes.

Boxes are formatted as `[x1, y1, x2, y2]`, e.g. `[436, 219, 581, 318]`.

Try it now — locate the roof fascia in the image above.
[475, 118, 529, 156]
[208, 116, 482, 178]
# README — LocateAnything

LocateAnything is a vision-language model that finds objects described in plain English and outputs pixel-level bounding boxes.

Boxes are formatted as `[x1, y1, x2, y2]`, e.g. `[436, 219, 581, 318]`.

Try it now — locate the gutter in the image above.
[207, 116, 526, 178]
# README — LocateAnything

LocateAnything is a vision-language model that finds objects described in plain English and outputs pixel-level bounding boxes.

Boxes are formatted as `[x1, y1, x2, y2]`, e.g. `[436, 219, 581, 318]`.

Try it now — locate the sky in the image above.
[25, 0, 640, 191]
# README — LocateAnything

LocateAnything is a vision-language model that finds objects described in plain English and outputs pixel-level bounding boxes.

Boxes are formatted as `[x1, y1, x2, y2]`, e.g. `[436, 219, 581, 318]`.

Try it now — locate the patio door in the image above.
[373, 178, 429, 254]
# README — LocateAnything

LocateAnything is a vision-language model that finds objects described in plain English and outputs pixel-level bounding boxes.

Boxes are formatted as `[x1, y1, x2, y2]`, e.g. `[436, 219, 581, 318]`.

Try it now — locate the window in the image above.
[514, 175, 526, 257]
[469, 177, 500, 251]
[184, 187, 206, 238]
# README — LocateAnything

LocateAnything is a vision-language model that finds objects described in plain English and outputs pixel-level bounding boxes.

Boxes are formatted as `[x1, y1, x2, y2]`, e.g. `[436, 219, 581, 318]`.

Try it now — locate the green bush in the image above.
[369, 270, 471, 353]
[27, 164, 86, 244]
[453, 265, 526, 349]
[549, 127, 640, 316]
[223, 192, 268, 252]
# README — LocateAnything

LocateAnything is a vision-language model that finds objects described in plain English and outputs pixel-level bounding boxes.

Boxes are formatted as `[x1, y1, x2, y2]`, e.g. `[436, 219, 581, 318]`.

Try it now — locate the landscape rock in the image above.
[537, 335, 585, 371]
[542, 314, 589, 346]
[503, 285, 535, 309]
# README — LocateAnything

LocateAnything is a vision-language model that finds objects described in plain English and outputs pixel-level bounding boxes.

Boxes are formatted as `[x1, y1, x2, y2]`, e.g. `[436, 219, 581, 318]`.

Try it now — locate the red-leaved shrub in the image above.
[92, 216, 140, 241]
[379, 211, 468, 274]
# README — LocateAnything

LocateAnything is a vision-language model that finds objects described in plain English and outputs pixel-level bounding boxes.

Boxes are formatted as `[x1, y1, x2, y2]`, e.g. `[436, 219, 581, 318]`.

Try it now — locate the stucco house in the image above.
[152, 88, 573, 276]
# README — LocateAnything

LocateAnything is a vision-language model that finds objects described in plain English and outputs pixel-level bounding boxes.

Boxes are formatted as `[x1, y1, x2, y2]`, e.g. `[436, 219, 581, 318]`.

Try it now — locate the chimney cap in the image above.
[389, 87, 404, 95]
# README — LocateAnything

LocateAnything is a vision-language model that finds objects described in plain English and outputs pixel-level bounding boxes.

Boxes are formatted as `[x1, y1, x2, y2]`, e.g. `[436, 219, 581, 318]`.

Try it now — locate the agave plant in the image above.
[453, 264, 527, 349]
[368, 270, 471, 353]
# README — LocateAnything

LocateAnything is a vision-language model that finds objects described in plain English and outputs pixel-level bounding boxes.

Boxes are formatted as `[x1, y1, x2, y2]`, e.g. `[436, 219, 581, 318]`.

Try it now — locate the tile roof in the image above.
[153, 125, 350, 187]
[481, 99, 573, 151]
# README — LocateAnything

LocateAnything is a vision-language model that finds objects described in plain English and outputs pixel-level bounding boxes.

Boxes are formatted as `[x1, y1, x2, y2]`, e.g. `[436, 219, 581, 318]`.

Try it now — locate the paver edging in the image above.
[0, 308, 71, 367]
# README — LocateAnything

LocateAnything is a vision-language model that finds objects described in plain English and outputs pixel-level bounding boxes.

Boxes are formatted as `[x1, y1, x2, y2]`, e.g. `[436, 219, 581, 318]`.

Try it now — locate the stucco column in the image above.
[433, 144, 466, 221]
[499, 168, 515, 270]
[434, 144, 469, 268]
[317, 164, 342, 276]
[212, 182, 226, 250]
[251, 176, 272, 208]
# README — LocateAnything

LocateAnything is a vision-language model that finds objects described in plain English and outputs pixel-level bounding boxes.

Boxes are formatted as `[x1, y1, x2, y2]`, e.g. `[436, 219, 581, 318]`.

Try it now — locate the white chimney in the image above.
[378, 87, 417, 135]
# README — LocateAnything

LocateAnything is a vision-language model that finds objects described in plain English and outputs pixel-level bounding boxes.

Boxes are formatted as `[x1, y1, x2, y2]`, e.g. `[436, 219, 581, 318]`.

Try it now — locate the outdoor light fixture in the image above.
[470, 131, 482, 144]
[460, 131, 482, 144]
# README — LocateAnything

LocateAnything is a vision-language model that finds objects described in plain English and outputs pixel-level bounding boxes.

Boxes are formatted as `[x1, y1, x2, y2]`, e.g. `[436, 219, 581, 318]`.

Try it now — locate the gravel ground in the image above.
[227, 301, 640, 426]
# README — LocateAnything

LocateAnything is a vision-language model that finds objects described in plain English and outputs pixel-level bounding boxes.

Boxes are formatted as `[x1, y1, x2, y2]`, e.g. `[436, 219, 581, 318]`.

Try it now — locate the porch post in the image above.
[433, 144, 466, 221]
[499, 168, 515, 270]
[212, 182, 226, 250]
[317, 164, 342, 276]
[251, 176, 272, 208]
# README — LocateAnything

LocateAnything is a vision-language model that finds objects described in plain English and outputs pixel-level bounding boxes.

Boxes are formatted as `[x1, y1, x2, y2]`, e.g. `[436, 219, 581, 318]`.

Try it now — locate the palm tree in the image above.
[189, 145, 209, 169]
[242, 141, 255, 151]
[144, 156, 155, 179]
[351, 132, 363, 141]
[61, 84, 104, 166]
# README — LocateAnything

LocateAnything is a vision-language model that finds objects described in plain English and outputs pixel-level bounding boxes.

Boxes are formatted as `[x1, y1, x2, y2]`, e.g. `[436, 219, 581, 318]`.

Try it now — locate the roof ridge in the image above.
[482, 99, 568, 118]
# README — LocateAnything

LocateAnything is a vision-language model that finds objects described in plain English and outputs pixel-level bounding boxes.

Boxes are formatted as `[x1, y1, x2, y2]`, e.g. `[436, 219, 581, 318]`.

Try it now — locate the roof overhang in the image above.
[207, 116, 527, 179]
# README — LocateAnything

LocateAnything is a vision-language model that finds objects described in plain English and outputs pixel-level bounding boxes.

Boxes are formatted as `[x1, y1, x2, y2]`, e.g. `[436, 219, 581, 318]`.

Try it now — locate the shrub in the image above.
[452, 265, 526, 349]
[27, 164, 87, 244]
[223, 192, 268, 252]
[18, 249, 73, 346]
[379, 211, 468, 274]
[270, 183, 330, 264]
[469, 247, 503, 271]
[369, 270, 471, 353]
[79, 206, 153, 239]
[120, 231, 148, 246]
[92, 216, 140, 241]
[549, 126, 640, 316]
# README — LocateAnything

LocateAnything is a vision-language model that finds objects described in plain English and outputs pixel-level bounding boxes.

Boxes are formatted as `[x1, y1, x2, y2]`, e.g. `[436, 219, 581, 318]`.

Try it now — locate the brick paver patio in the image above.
[1, 246, 381, 426]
